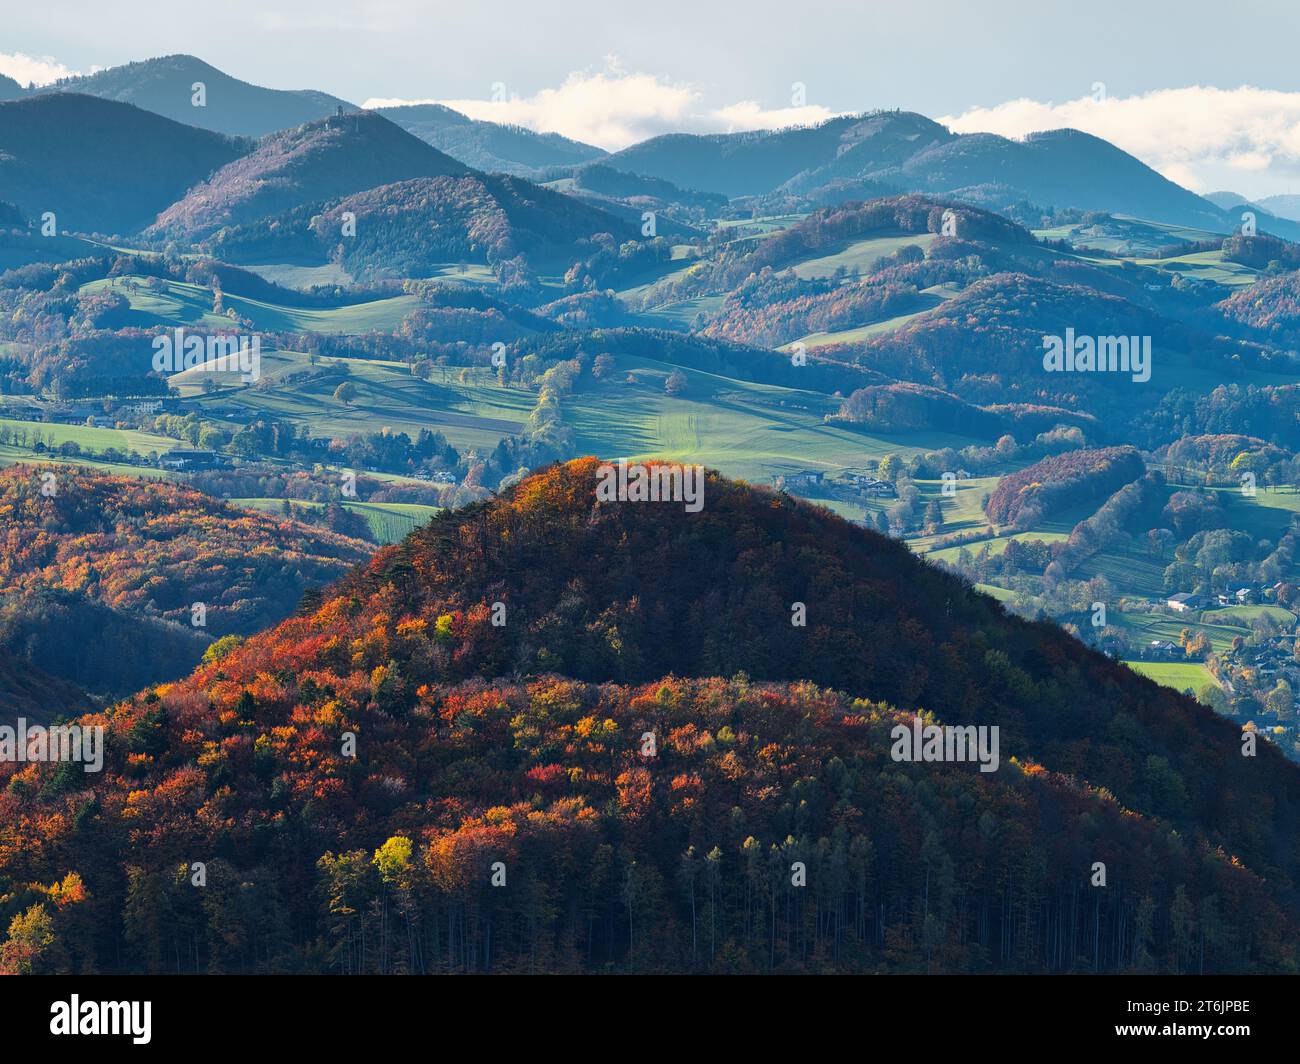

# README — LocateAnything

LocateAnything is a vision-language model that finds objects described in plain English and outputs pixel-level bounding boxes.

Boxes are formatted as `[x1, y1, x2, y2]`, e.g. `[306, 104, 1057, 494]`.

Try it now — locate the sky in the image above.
[7, 0, 1300, 198]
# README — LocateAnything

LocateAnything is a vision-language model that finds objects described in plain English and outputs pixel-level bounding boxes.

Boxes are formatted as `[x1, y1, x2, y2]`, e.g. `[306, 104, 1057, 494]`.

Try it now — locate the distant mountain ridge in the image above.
[1258, 193, 1300, 222]
[7, 52, 1300, 251]
[0, 93, 249, 235]
[32, 54, 352, 138]
[376, 102, 606, 177]
[8, 54, 606, 176]
[609, 111, 1300, 238]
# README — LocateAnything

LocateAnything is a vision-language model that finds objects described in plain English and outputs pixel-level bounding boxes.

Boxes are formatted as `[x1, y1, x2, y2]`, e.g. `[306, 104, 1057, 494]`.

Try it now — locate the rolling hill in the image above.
[606, 113, 924, 198]
[205, 172, 637, 277]
[377, 102, 606, 176]
[815, 269, 1293, 440]
[148, 110, 470, 240]
[12, 53, 599, 174]
[571, 163, 729, 210]
[0, 466, 371, 698]
[2, 459, 1297, 974]
[0, 93, 249, 235]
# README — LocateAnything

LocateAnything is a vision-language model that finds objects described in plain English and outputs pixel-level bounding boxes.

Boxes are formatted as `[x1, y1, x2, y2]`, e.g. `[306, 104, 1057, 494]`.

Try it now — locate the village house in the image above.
[841, 472, 896, 497]
[773, 470, 824, 490]
[158, 448, 227, 472]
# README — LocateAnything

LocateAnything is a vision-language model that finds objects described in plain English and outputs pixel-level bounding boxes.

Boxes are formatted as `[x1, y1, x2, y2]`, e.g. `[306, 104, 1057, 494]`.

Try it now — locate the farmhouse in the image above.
[159, 449, 227, 471]
[1166, 593, 1207, 613]
[1217, 587, 1258, 607]
[773, 470, 824, 489]
[841, 472, 896, 497]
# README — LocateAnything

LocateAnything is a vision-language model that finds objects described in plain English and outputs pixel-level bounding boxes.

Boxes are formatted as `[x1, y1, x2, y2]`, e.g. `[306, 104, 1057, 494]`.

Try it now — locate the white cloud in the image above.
[364, 60, 839, 151]
[710, 101, 838, 134]
[940, 86, 1300, 198]
[0, 51, 78, 87]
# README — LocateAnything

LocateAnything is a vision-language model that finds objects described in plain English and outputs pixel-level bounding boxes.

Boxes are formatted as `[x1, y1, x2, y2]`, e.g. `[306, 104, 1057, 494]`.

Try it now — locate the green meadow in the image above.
[231, 497, 440, 544]
[1202, 604, 1297, 627]
[176, 349, 985, 491]
[1123, 660, 1215, 692]
[80, 276, 420, 334]
[0, 448, 174, 479]
[560, 353, 982, 487]
[791, 233, 936, 279]
[0, 416, 177, 455]
[180, 352, 531, 454]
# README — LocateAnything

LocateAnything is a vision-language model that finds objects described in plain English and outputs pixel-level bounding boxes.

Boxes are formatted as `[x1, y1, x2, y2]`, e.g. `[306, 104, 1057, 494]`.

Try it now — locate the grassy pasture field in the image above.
[231, 497, 440, 544]
[895, 474, 1001, 550]
[1134, 250, 1260, 287]
[240, 261, 357, 289]
[715, 215, 806, 235]
[80, 276, 421, 334]
[1205, 485, 1300, 539]
[1123, 660, 1215, 692]
[240, 261, 497, 291]
[924, 528, 1068, 564]
[1034, 217, 1224, 254]
[616, 256, 709, 305]
[1110, 610, 1248, 655]
[0, 416, 177, 455]
[638, 295, 727, 328]
[1202, 604, 1297, 627]
[177, 348, 987, 494]
[791, 233, 936, 280]
[1070, 546, 1170, 599]
[559, 352, 983, 488]
[178, 352, 531, 454]
[0, 448, 174, 479]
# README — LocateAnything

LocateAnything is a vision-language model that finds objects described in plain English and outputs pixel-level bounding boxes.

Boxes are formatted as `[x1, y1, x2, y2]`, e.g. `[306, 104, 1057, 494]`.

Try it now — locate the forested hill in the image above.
[2, 457, 1300, 967]
[337, 460, 1300, 861]
[0, 467, 372, 700]
[0, 93, 249, 235]
[147, 110, 468, 240]
[0, 648, 94, 727]
[2, 459, 1297, 974]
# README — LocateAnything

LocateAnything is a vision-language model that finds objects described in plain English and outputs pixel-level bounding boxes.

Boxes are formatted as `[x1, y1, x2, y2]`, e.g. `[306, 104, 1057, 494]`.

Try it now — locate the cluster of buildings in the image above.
[771, 469, 825, 490]
[157, 449, 230, 472]
[841, 471, 898, 498]
[769, 469, 900, 499]
[1166, 586, 1264, 614]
